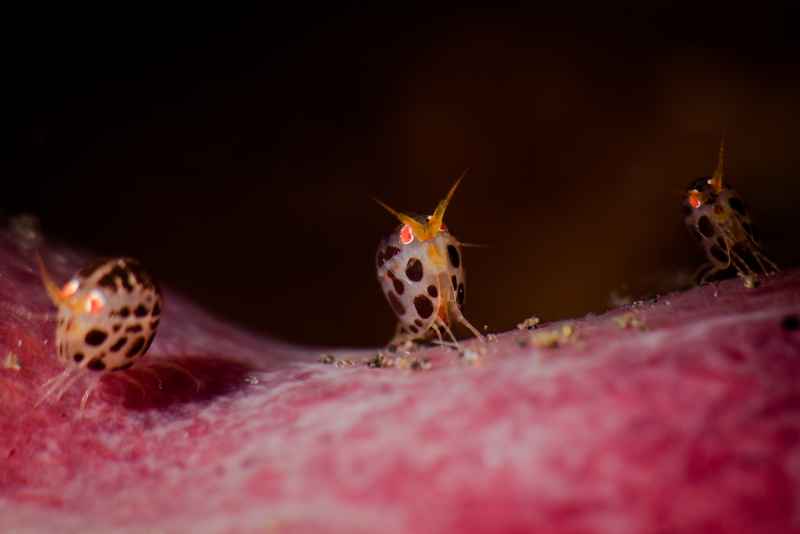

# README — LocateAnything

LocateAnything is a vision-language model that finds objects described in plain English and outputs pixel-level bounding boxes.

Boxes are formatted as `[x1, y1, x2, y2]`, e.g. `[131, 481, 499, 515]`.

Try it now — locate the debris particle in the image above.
[530, 324, 576, 349]
[389, 339, 416, 354]
[613, 312, 646, 330]
[738, 273, 760, 289]
[366, 353, 391, 368]
[516, 316, 541, 330]
[4, 353, 21, 371]
[486, 334, 498, 342]
[244, 375, 260, 385]
[460, 349, 480, 364]
[319, 354, 336, 365]
[408, 358, 432, 371]
[531, 331, 560, 348]
[390, 354, 428, 371]
[322, 351, 433, 372]
[781, 314, 800, 332]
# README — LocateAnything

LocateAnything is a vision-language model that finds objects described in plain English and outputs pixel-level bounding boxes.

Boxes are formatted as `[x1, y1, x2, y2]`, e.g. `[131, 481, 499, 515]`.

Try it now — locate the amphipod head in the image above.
[37, 253, 106, 317]
[685, 139, 727, 210]
[374, 170, 466, 245]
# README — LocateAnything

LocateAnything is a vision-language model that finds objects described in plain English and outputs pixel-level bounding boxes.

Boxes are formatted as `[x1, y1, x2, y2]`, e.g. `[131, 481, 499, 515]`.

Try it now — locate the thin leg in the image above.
[36, 368, 81, 407]
[79, 375, 104, 411]
[693, 262, 711, 284]
[430, 321, 458, 350]
[753, 249, 779, 275]
[150, 361, 202, 392]
[36, 369, 72, 407]
[697, 240, 732, 284]
[436, 319, 460, 346]
[699, 265, 725, 285]
[138, 366, 164, 390]
[430, 322, 446, 346]
[390, 322, 432, 350]
[730, 248, 756, 277]
[53, 371, 86, 401]
[389, 323, 414, 347]
[112, 372, 147, 399]
[449, 305, 485, 341]
[439, 272, 484, 341]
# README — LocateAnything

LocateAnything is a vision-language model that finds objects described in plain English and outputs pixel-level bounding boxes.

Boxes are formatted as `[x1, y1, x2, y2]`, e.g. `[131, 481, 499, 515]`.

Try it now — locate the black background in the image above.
[6, 5, 800, 346]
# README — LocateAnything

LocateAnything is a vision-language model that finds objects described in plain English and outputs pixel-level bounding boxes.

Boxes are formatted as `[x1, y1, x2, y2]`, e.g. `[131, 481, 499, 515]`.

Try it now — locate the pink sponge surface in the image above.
[1, 230, 799, 534]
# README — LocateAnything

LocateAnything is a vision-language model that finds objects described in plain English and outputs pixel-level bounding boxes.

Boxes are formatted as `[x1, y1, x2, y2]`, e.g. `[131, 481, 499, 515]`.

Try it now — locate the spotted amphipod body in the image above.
[36, 255, 162, 407]
[374, 172, 483, 346]
[682, 141, 779, 284]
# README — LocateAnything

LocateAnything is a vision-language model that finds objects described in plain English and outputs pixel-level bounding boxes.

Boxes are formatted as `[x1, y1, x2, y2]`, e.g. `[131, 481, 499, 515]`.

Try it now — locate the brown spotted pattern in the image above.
[376, 220, 472, 343]
[52, 257, 162, 373]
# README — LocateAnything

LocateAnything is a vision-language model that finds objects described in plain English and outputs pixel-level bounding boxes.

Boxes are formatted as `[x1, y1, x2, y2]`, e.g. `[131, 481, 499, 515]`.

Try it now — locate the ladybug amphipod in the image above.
[36, 255, 162, 408]
[683, 141, 779, 284]
[374, 173, 483, 346]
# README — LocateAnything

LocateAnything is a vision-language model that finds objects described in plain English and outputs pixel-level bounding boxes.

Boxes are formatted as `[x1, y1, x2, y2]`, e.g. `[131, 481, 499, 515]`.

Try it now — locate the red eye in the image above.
[85, 290, 106, 314]
[688, 190, 703, 209]
[400, 224, 414, 245]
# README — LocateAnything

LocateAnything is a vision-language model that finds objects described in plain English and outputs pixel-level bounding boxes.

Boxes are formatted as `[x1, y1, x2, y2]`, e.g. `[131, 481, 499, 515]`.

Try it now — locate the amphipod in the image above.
[374, 172, 484, 346]
[683, 140, 778, 284]
[36, 256, 162, 408]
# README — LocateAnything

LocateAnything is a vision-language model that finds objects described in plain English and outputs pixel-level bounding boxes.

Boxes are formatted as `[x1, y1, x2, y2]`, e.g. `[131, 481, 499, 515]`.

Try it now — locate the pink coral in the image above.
[1, 229, 799, 533]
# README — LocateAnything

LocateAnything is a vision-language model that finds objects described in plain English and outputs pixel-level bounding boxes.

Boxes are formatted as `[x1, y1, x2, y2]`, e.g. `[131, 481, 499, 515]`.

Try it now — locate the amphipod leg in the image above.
[693, 262, 712, 285]
[111, 371, 148, 399]
[36, 367, 80, 407]
[729, 247, 757, 278]
[449, 304, 485, 341]
[431, 320, 459, 349]
[439, 273, 484, 342]
[138, 366, 164, 390]
[752, 249, 779, 275]
[148, 360, 202, 392]
[388, 323, 422, 350]
[699, 264, 728, 285]
[698, 238, 733, 285]
[79, 374, 104, 411]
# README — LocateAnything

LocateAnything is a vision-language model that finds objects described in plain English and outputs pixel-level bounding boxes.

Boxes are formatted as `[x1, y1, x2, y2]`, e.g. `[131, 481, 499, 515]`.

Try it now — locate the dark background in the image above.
[6, 5, 800, 346]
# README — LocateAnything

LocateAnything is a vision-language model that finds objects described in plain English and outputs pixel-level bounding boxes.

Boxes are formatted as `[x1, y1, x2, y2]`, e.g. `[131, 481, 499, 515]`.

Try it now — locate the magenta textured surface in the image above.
[1, 229, 799, 533]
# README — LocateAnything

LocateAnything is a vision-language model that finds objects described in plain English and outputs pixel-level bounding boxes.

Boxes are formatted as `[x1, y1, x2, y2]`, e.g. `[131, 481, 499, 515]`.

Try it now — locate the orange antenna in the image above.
[36, 252, 65, 306]
[427, 169, 468, 237]
[708, 138, 725, 193]
[374, 169, 468, 242]
[373, 198, 429, 240]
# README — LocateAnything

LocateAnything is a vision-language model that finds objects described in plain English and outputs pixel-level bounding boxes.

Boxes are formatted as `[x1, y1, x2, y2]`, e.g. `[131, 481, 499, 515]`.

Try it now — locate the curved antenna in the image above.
[374, 168, 469, 242]
[708, 138, 725, 193]
[373, 198, 428, 239]
[36, 252, 65, 306]
[427, 168, 468, 237]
